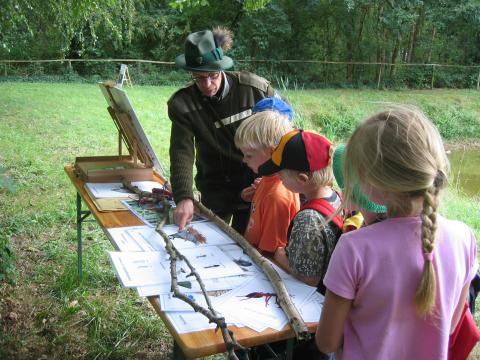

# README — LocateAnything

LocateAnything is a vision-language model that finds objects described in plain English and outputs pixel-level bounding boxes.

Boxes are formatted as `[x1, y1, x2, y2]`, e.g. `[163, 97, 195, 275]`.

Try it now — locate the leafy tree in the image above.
[1, 0, 479, 87]
[0, 0, 136, 59]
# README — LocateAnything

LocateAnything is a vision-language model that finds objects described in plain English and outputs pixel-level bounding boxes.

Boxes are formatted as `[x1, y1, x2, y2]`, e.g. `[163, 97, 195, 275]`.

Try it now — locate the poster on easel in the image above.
[98, 82, 165, 176]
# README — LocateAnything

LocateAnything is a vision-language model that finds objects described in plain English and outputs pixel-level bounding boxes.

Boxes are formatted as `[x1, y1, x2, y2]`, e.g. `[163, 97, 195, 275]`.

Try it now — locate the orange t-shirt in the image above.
[244, 176, 300, 253]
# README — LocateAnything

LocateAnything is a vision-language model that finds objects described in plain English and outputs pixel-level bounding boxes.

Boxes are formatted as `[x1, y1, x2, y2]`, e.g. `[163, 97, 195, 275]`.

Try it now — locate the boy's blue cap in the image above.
[252, 97, 293, 121]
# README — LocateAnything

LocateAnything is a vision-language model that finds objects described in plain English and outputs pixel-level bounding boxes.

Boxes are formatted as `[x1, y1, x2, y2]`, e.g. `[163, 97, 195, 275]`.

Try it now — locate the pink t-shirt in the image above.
[324, 215, 477, 360]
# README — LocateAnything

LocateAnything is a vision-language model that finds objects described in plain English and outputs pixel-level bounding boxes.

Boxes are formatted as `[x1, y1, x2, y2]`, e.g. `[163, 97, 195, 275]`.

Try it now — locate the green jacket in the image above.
[168, 71, 274, 213]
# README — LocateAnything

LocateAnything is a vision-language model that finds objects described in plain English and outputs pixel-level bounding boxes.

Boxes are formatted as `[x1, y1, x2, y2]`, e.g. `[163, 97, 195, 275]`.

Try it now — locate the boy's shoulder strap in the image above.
[302, 198, 344, 230]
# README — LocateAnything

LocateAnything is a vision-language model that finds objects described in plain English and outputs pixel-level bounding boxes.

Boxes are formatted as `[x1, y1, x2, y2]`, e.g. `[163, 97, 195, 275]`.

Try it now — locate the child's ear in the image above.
[298, 173, 310, 183]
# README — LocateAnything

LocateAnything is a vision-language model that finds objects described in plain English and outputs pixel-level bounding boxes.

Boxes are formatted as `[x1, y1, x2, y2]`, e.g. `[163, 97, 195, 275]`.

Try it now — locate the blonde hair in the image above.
[343, 106, 449, 317]
[234, 110, 292, 150]
[280, 166, 334, 188]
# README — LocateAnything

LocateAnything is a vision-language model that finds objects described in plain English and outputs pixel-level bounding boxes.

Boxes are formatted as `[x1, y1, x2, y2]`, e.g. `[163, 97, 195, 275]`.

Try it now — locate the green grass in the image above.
[285, 88, 480, 142]
[0, 82, 479, 358]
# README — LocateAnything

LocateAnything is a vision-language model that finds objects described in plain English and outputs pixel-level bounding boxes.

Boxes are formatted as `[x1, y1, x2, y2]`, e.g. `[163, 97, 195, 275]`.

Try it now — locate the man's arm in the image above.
[168, 101, 196, 230]
[174, 198, 194, 230]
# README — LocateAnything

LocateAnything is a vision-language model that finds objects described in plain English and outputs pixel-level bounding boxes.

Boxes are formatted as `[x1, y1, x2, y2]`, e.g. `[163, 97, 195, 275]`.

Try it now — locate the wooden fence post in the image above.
[377, 63, 383, 89]
[431, 65, 435, 89]
[477, 67, 480, 90]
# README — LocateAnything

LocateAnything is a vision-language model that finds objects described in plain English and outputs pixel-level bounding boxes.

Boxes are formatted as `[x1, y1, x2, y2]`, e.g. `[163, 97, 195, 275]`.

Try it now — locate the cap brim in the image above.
[333, 144, 386, 213]
[175, 54, 233, 72]
[332, 144, 345, 189]
[352, 185, 387, 213]
[258, 159, 282, 176]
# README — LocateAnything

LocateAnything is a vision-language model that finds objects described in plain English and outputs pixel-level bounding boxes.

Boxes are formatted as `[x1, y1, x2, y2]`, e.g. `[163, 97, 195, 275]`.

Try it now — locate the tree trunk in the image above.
[426, 26, 436, 63]
[408, 7, 424, 63]
[353, 5, 370, 82]
[390, 39, 400, 77]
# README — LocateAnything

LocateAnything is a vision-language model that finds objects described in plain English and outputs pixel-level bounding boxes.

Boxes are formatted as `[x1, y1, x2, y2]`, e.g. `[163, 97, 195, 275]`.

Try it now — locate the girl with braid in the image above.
[315, 107, 478, 359]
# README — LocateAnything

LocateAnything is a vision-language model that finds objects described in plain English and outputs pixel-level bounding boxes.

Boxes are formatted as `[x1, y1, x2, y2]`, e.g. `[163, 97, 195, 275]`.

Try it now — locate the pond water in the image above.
[448, 149, 480, 197]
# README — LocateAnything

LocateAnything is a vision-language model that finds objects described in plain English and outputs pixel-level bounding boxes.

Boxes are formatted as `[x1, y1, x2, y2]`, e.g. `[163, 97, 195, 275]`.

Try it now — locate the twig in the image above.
[157, 227, 245, 360]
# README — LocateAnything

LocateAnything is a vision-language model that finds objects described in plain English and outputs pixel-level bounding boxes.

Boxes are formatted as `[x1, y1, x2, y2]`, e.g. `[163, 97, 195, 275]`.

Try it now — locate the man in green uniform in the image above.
[168, 28, 274, 233]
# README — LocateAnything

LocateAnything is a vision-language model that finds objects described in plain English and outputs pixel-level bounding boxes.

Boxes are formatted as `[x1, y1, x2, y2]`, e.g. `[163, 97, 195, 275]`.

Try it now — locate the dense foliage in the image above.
[1, 0, 479, 88]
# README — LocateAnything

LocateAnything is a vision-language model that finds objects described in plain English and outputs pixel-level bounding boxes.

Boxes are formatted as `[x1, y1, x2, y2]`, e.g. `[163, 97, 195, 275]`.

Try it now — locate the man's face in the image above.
[191, 71, 222, 97]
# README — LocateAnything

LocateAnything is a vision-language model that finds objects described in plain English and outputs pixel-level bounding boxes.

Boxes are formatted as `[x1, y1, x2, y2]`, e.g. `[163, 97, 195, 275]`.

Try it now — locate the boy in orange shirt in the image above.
[234, 109, 299, 256]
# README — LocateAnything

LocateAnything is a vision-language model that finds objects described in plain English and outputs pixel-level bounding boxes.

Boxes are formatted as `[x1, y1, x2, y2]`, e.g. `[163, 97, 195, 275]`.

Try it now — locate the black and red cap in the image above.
[258, 129, 332, 176]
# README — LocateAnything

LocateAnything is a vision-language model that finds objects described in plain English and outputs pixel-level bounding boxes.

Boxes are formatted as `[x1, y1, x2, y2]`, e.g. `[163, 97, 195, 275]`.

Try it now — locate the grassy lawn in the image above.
[0, 82, 479, 358]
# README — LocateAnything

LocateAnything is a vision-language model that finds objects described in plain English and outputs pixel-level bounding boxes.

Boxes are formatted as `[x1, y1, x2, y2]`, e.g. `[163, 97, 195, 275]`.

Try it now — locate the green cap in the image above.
[333, 144, 387, 213]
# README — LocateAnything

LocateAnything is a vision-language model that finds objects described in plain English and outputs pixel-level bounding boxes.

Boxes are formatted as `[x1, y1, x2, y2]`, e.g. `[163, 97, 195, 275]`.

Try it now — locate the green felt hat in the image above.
[175, 30, 233, 72]
[333, 144, 387, 213]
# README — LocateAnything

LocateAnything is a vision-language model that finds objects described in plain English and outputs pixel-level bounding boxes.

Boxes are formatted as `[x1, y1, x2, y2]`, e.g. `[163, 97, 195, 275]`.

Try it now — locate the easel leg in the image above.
[76, 192, 91, 285]
[173, 341, 187, 360]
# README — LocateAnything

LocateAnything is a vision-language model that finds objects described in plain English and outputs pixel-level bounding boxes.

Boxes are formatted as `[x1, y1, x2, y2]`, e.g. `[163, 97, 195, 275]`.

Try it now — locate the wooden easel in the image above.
[74, 82, 165, 182]
[116, 64, 132, 88]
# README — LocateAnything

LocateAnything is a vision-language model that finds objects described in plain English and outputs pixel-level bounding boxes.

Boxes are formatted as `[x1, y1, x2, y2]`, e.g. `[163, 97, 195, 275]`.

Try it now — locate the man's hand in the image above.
[174, 199, 194, 230]
[240, 177, 262, 202]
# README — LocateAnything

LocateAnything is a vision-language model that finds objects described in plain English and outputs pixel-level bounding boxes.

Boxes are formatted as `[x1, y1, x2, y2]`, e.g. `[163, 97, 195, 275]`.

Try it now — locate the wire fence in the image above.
[1, 58, 479, 90]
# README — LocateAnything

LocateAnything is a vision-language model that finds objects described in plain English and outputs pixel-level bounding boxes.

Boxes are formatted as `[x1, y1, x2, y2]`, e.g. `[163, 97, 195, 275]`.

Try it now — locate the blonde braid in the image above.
[414, 180, 441, 316]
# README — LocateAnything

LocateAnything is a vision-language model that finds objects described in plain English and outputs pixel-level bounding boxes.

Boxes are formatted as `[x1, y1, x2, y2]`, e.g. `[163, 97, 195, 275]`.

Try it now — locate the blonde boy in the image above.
[234, 111, 299, 256]
[258, 130, 342, 293]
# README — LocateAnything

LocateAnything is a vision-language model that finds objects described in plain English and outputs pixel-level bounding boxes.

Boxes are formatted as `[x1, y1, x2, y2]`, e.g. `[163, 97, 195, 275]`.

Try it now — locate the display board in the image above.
[98, 82, 165, 175]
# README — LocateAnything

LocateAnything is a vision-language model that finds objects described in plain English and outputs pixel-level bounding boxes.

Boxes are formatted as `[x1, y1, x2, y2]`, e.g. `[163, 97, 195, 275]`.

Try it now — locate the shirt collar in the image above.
[219, 71, 230, 100]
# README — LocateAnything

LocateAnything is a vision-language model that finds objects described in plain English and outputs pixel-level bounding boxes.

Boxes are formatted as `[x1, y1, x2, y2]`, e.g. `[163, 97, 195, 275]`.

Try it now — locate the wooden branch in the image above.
[123, 180, 310, 348]
[192, 199, 310, 341]
[156, 227, 246, 360]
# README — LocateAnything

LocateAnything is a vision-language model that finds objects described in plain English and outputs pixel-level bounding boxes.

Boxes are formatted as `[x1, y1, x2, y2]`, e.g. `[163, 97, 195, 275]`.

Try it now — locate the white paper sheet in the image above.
[85, 181, 162, 198]
[137, 282, 172, 296]
[108, 251, 185, 287]
[109, 246, 245, 288]
[297, 291, 324, 323]
[105, 226, 166, 252]
[137, 274, 252, 297]
[165, 311, 217, 333]
[179, 247, 245, 280]
[159, 293, 208, 312]
[161, 221, 236, 248]
[215, 276, 317, 332]
[218, 244, 262, 276]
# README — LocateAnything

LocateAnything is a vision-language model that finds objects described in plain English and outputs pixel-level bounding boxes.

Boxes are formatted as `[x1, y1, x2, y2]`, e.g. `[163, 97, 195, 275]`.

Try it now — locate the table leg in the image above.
[76, 192, 91, 284]
[285, 338, 294, 360]
[173, 341, 187, 360]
